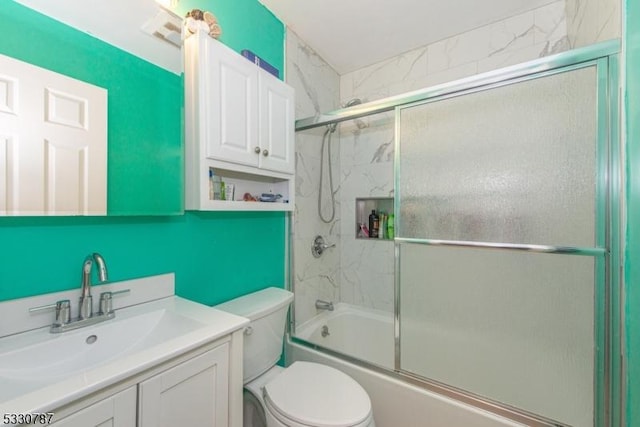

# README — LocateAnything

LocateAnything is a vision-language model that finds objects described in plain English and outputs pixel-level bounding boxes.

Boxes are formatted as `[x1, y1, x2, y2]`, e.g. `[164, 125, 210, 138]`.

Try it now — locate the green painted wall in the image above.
[625, 0, 640, 423]
[177, 0, 284, 75]
[0, 1, 287, 304]
[0, 212, 285, 305]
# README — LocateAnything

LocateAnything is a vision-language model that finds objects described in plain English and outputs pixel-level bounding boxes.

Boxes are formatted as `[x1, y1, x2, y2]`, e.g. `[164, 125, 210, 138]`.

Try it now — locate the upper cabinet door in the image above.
[0, 53, 107, 216]
[205, 40, 259, 168]
[258, 71, 294, 174]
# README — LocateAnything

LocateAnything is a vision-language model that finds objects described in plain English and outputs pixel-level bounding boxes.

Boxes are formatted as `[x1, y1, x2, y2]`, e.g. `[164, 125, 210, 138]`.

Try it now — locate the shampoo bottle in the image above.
[387, 214, 395, 239]
[369, 210, 379, 238]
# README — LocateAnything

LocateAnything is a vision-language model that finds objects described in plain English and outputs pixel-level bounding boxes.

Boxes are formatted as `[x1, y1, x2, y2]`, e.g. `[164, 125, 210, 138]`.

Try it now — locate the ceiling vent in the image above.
[141, 9, 182, 48]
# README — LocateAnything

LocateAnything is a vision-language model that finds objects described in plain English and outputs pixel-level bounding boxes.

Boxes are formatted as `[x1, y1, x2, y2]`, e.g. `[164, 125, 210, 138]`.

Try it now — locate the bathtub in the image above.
[288, 303, 526, 427]
[294, 303, 394, 369]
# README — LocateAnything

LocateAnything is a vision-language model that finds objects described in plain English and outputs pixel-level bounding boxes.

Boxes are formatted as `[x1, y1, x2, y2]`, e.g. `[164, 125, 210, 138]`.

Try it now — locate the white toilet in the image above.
[216, 287, 375, 427]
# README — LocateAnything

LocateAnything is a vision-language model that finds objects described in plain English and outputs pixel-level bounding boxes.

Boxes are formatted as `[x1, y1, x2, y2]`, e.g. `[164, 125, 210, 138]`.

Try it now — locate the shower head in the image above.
[342, 98, 368, 130]
[343, 98, 362, 108]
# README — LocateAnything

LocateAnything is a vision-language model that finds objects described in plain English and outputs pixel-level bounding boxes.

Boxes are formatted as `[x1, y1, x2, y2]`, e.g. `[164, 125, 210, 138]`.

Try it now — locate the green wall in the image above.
[0, 212, 285, 305]
[177, 0, 284, 75]
[0, 1, 286, 304]
[625, 0, 640, 423]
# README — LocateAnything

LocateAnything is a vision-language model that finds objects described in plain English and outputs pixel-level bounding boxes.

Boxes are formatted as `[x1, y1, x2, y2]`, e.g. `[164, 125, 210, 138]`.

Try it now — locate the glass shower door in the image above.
[396, 63, 607, 427]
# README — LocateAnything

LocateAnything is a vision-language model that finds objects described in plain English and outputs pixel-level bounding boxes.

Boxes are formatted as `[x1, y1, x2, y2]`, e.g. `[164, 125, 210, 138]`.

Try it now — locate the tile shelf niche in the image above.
[356, 197, 394, 240]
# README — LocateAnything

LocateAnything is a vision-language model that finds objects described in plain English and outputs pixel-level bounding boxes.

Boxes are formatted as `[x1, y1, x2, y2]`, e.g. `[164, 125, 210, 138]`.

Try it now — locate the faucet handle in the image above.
[98, 289, 130, 315]
[54, 300, 71, 326]
[29, 300, 71, 326]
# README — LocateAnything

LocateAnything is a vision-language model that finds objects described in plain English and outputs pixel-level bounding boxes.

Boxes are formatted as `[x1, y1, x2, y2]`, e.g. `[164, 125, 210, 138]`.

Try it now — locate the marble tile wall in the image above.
[565, 0, 621, 49]
[340, 1, 569, 104]
[337, 114, 395, 311]
[287, 30, 341, 327]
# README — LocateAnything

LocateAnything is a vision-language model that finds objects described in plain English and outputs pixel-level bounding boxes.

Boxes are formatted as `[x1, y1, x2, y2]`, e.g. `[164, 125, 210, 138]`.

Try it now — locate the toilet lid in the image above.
[264, 362, 372, 427]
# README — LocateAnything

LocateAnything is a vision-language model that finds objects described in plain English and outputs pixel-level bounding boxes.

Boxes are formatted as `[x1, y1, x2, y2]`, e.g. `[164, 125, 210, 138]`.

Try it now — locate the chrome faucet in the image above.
[315, 299, 334, 311]
[79, 253, 108, 319]
[29, 252, 129, 333]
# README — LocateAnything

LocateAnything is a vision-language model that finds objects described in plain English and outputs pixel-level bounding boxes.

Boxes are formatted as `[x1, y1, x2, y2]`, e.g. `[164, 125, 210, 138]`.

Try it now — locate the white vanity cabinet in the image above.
[184, 30, 295, 211]
[138, 343, 230, 427]
[47, 334, 242, 427]
[50, 387, 136, 427]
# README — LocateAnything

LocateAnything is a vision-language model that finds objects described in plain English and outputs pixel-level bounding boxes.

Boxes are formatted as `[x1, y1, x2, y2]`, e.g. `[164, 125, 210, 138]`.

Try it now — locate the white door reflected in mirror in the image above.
[0, 53, 107, 216]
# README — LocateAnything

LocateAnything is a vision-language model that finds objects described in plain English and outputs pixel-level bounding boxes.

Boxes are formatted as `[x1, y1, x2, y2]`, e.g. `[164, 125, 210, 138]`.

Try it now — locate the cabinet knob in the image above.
[254, 147, 261, 154]
[262, 149, 269, 157]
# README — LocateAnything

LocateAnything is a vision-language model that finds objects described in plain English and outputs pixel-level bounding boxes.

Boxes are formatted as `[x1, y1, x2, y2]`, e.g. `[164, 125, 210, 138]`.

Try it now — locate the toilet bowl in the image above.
[216, 288, 375, 427]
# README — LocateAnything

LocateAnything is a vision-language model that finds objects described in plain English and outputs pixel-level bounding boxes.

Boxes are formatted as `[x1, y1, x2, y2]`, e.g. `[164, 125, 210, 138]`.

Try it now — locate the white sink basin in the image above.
[0, 295, 248, 415]
[0, 309, 202, 386]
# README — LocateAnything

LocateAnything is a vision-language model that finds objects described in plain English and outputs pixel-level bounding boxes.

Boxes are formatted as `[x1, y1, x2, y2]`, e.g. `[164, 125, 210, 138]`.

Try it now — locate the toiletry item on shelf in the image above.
[209, 169, 223, 200]
[357, 223, 369, 238]
[224, 183, 235, 201]
[208, 169, 214, 200]
[369, 210, 379, 238]
[379, 213, 387, 239]
[258, 193, 282, 202]
[387, 214, 395, 239]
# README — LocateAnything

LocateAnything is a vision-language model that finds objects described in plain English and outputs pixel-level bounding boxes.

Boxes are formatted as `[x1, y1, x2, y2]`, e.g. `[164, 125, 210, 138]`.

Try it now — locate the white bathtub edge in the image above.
[286, 338, 527, 427]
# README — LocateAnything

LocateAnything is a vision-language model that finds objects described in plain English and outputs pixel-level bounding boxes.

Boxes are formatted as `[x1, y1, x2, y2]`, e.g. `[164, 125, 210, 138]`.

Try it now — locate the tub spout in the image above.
[315, 299, 334, 311]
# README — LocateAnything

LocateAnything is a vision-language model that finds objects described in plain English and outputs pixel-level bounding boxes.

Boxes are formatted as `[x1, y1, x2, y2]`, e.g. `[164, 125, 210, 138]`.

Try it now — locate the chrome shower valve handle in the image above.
[311, 235, 335, 258]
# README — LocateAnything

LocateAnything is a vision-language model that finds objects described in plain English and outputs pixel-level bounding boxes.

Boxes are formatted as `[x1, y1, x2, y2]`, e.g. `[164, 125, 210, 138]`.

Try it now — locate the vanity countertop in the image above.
[0, 275, 248, 417]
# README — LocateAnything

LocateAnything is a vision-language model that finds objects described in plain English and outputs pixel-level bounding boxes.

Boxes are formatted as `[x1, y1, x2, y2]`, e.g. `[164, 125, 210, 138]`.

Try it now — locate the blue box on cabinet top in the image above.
[241, 49, 280, 78]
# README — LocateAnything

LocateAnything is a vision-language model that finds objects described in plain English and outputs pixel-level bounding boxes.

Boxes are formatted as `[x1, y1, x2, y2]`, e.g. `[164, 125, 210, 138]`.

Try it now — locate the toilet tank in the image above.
[215, 287, 293, 383]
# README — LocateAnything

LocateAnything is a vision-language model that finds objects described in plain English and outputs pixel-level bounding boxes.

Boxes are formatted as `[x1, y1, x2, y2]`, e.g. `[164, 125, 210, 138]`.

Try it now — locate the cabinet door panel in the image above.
[51, 387, 136, 427]
[207, 46, 259, 167]
[138, 344, 230, 427]
[258, 72, 294, 174]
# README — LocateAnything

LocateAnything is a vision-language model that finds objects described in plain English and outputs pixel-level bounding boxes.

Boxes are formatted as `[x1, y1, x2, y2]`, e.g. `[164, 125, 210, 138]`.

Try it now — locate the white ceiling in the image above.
[15, 0, 557, 76]
[259, 0, 556, 74]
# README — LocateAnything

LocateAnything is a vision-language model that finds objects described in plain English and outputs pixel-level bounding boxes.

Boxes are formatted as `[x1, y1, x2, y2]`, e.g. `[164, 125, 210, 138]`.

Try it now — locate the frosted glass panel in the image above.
[398, 66, 597, 247]
[399, 244, 594, 427]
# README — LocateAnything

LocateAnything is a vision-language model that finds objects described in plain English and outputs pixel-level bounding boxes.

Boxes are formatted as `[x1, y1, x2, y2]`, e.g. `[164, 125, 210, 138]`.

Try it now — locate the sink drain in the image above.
[86, 334, 97, 344]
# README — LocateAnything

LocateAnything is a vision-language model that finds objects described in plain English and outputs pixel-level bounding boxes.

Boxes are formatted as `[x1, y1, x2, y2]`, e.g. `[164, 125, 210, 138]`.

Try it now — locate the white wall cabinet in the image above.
[184, 30, 294, 211]
[0, 53, 107, 216]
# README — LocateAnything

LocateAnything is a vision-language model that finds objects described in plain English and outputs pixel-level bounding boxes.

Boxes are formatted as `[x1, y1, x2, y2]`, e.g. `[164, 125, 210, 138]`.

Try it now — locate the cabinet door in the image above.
[138, 344, 230, 427]
[51, 387, 136, 427]
[206, 41, 259, 168]
[258, 72, 295, 174]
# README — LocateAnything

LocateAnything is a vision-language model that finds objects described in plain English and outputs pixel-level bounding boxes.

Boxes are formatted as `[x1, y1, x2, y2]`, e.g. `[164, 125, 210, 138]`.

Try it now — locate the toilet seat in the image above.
[263, 362, 373, 427]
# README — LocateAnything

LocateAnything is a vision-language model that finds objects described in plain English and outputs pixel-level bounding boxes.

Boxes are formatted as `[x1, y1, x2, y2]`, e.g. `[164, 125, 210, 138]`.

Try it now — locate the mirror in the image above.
[0, 0, 184, 216]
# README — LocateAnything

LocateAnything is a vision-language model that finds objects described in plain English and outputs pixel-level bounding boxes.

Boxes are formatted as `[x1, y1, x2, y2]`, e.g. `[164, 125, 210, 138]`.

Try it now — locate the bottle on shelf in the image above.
[369, 210, 379, 238]
[387, 214, 395, 239]
[209, 169, 223, 200]
[379, 212, 387, 239]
